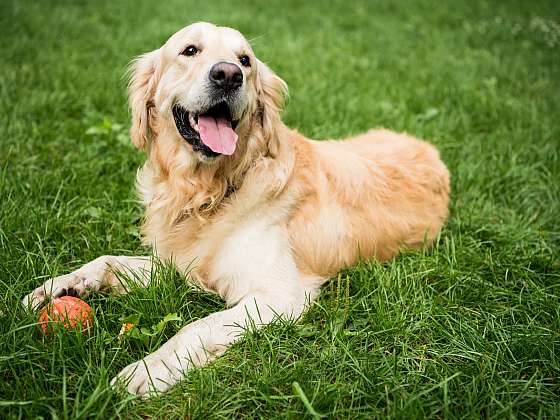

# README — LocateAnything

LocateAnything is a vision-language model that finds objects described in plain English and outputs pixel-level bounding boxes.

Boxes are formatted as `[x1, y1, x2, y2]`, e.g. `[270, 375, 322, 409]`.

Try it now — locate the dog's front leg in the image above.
[112, 289, 310, 396]
[22, 255, 152, 310]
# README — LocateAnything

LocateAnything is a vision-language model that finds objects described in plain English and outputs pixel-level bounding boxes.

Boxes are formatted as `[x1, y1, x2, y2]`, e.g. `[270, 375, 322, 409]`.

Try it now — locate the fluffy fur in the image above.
[23, 22, 450, 396]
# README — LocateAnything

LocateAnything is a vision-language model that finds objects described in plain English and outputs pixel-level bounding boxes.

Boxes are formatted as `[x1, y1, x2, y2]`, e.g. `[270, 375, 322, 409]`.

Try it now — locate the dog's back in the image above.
[287, 129, 450, 279]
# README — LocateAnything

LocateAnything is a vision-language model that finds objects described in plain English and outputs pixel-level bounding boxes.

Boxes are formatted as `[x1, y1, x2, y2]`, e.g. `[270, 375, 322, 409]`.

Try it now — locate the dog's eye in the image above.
[181, 45, 199, 56]
[239, 55, 251, 67]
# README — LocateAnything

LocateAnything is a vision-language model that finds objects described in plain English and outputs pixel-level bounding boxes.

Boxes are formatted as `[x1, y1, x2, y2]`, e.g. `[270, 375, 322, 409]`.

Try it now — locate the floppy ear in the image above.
[255, 59, 288, 145]
[128, 49, 161, 149]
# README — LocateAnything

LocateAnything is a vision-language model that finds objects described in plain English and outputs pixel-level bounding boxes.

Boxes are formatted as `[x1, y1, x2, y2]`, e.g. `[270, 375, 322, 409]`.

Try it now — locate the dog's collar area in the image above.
[172, 180, 239, 225]
[224, 182, 237, 200]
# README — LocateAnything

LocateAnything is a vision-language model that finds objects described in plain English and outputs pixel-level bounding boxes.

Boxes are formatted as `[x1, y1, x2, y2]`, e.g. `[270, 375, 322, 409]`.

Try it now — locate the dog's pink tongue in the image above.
[198, 115, 238, 155]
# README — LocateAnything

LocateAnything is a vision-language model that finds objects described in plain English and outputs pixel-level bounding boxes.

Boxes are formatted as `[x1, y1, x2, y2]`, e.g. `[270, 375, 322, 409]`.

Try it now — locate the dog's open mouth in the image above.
[172, 102, 239, 157]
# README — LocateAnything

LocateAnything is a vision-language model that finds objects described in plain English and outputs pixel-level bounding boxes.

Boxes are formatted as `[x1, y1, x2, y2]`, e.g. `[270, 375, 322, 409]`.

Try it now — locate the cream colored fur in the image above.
[23, 22, 450, 396]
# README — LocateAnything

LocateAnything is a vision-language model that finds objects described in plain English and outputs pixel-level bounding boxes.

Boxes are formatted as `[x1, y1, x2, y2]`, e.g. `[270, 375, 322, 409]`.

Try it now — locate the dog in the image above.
[23, 22, 450, 396]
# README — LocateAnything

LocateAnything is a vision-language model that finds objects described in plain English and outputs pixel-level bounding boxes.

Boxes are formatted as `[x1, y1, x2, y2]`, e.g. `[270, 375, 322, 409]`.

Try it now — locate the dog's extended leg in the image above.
[111, 287, 312, 396]
[111, 221, 317, 396]
[22, 255, 152, 310]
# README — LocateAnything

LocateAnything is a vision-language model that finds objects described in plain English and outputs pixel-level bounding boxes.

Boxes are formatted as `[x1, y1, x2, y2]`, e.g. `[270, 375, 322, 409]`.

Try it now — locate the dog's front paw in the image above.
[111, 353, 184, 396]
[22, 288, 48, 311]
[23, 274, 82, 310]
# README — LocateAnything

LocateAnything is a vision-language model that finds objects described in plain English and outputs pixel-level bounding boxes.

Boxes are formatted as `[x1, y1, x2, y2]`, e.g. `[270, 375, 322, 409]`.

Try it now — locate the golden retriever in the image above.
[23, 22, 450, 396]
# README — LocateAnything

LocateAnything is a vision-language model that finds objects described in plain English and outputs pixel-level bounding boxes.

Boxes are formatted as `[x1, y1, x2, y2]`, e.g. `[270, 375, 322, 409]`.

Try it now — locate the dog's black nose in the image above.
[209, 62, 243, 90]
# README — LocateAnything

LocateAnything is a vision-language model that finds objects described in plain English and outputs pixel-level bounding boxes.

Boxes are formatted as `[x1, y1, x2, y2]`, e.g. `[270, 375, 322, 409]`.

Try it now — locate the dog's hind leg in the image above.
[22, 255, 152, 310]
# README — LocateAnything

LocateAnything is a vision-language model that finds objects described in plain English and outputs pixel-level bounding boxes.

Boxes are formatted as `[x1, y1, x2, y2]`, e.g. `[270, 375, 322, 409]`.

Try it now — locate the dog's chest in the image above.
[169, 215, 291, 305]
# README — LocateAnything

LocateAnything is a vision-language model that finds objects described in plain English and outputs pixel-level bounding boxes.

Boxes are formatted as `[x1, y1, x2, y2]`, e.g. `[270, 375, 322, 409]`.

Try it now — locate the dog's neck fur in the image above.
[136, 117, 297, 257]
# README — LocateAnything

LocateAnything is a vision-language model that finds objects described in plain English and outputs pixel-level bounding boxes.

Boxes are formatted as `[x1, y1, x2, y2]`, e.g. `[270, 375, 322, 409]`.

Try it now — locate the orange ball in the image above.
[38, 296, 93, 334]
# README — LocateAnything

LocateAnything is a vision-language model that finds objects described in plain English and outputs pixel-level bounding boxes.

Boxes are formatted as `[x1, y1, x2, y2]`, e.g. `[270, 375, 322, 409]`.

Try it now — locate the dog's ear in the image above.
[255, 59, 288, 150]
[128, 49, 161, 150]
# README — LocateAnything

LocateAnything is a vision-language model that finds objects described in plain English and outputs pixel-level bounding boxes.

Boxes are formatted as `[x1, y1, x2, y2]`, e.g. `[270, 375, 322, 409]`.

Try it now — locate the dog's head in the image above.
[128, 22, 287, 164]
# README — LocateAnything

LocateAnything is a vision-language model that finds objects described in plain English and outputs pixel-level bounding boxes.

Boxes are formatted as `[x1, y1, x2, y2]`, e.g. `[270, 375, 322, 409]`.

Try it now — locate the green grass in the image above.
[1, 0, 559, 418]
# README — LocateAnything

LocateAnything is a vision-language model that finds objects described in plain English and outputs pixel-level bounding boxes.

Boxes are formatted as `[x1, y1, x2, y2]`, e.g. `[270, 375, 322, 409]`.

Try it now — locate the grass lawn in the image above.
[1, 0, 559, 418]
